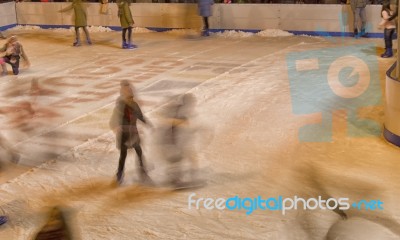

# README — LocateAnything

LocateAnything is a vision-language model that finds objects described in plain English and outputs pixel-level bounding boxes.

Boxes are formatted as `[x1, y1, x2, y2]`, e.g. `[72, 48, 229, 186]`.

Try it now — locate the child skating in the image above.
[59, 0, 92, 46]
[379, 1, 396, 58]
[0, 35, 30, 75]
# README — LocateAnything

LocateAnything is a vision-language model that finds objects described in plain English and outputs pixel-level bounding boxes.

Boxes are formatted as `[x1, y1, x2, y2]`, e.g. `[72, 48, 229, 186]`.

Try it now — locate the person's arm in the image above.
[109, 102, 122, 132]
[388, 0, 398, 21]
[134, 102, 146, 124]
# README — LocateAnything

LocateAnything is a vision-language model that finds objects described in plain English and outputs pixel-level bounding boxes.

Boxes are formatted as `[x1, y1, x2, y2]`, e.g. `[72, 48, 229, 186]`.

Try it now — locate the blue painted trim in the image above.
[288, 30, 384, 38]
[384, 127, 400, 147]
[0, 24, 17, 31]
[4, 24, 387, 38]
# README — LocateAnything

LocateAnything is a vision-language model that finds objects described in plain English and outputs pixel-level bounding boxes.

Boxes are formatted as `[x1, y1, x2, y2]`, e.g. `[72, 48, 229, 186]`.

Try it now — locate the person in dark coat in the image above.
[109, 80, 150, 185]
[59, 0, 92, 46]
[197, 0, 214, 36]
[0, 35, 30, 75]
[117, 0, 136, 49]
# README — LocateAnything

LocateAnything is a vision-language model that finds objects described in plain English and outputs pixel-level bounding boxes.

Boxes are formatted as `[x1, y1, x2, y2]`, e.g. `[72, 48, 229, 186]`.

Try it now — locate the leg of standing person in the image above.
[382, 28, 394, 58]
[133, 144, 148, 181]
[202, 17, 209, 36]
[116, 132, 128, 184]
[73, 27, 81, 46]
[82, 26, 92, 45]
[353, 8, 360, 38]
[122, 28, 128, 49]
[359, 7, 367, 37]
[127, 27, 137, 49]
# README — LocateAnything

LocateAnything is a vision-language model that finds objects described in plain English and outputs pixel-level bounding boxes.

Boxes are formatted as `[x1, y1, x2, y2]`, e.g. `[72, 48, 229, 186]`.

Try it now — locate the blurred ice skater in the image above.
[156, 93, 201, 188]
[0, 134, 20, 165]
[0, 35, 30, 76]
[109, 80, 151, 185]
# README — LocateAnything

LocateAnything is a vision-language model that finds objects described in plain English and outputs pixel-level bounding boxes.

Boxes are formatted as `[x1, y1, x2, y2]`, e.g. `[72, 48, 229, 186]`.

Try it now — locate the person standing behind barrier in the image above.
[59, 0, 92, 46]
[350, 0, 368, 38]
[109, 81, 151, 185]
[197, 0, 214, 37]
[379, 1, 396, 58]
[117, 0, 137, 49]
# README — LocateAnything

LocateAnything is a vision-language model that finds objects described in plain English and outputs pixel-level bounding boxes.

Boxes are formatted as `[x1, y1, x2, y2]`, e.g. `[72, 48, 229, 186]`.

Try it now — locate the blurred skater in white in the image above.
[156, 93, 202, 188]
[0, 133, 20, 166]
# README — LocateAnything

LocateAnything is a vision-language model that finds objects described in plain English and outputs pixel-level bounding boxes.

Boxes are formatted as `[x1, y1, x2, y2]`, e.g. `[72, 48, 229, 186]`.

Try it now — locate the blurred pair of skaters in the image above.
[27, 81, 204, 240]
[110, 80, 203, 188]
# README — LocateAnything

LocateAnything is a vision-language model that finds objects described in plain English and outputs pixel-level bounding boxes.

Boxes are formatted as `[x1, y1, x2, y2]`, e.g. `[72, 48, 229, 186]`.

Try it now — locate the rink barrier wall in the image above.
[0, 2, 17, 30]
[384, 62, 400, 147]
[4, 2, 386, 37]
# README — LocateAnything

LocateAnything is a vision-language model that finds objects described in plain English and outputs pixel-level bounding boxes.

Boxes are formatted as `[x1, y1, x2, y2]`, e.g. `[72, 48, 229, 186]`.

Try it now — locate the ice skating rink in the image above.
[0, 27, 399, 239]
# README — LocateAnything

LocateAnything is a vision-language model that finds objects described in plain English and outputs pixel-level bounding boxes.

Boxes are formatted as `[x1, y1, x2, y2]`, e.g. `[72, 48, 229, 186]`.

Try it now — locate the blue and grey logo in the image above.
[286, 43, 381, 142]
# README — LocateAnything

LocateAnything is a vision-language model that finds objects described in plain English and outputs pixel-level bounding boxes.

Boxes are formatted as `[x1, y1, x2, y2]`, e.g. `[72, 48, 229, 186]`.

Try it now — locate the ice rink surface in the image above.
[0, 27, 398, 239]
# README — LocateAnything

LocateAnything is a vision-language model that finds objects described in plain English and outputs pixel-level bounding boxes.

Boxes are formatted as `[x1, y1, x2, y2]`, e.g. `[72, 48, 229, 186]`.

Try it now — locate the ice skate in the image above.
[126, 43, 137, 50]
[0, 215, 8, 226]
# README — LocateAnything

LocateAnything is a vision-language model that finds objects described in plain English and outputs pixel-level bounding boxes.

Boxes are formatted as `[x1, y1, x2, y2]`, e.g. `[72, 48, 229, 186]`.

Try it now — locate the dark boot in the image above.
[360, 28, 368, 38]
[127, 42, 138, 49]
[354, 29, 359, 38]
[122, 41, 128, 49]
[201, 29, 209, 37]
[381, 48, 393, 58]
[382, 48, 393, 58]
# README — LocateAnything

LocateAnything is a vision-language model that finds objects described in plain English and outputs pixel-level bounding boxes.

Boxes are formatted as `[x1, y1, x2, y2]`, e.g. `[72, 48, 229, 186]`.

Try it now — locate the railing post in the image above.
[397, 2, 400, 78]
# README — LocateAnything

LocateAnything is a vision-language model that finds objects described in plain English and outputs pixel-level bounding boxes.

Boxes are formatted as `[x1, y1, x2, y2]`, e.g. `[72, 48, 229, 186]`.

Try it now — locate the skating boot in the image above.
[354, 29, 359, 39]
[381, 48, 393, 58]
[201, 29, 209, 37]
[127, 43, 137, 49]
[122, 41, 128, 49]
